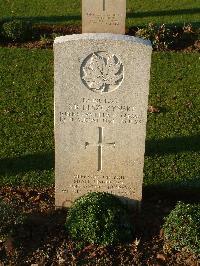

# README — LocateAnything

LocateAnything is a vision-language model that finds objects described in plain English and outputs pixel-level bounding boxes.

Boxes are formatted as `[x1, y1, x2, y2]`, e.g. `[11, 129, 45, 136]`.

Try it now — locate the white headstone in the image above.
[54, 34, 152, 208]
[82, 0, 126, 34]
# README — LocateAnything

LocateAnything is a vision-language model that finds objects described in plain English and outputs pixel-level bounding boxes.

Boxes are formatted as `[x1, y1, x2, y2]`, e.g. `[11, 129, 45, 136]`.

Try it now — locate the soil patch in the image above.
[0, 186, 199, 265]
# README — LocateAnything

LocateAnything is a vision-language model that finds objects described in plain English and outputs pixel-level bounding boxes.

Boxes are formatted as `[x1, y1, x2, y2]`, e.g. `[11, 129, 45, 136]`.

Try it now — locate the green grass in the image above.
[0, 0, 199, 27]
[0, 48, 54, 186]
[145, 52, 200, 192]
[0, 48, 199, 192]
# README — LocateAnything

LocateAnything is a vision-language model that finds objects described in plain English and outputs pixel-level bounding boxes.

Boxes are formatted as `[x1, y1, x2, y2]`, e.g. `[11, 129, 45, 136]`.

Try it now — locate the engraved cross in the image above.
[103, 0, 106, 11]
[85, 127, 115, 171]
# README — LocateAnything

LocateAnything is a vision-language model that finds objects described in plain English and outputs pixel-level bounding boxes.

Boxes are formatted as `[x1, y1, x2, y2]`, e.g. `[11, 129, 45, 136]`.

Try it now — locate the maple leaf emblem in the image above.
[81, 52, 124, 93]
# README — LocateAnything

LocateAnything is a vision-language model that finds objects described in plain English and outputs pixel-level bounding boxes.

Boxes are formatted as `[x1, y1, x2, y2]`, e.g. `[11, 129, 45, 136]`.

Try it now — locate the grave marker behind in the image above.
[82, 0, 126, 34]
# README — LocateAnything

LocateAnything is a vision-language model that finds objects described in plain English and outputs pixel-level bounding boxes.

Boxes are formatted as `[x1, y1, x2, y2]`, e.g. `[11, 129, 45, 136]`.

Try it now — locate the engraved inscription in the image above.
[59, 98, 144, 125]
[85, 13, 121, 27]
[59, 174, 136, 197]
[81, 51, 124, 93]
[85, 127, 115, 171]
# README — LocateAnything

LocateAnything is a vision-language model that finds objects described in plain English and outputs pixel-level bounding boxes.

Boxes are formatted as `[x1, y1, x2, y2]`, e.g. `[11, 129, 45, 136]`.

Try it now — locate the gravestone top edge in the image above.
[54, 33, 152, 48]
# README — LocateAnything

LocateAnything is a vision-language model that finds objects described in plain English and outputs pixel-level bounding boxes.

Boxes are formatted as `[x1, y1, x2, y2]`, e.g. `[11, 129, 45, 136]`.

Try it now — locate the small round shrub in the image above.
[163, 201, 200, 255]
[0, 201, 26, 241]
[65, 192, 134, 246]
[2, 19, 32, 41]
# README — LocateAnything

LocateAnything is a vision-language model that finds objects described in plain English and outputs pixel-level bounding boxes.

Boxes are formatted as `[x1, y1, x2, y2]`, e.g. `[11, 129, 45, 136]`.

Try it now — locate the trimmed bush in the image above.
[0, 201, 26, 241]
[2, 19, 32, 41]
[65, 192, 134, 246]
[163, 202, 200, 255]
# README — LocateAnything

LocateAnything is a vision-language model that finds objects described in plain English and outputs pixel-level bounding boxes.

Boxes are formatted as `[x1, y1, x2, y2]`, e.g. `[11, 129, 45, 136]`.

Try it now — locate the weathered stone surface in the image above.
[54, 34, 152, 208]
[82, 0, 126, 34]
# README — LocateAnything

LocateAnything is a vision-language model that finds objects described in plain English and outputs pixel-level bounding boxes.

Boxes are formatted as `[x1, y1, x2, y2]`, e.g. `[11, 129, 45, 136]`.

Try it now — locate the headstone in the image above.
[54, 34, 152, 208]
[82, 0, 126, 34]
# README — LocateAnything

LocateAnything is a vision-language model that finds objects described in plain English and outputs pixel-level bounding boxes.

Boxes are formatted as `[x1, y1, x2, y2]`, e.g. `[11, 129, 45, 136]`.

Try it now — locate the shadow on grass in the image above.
[127, 8, 200, 19]
[143, 176, 200, 202]
[146, 135, 200, 156]
[0, 135, 199, 176]
[1, 15, 81, 24]
[0, 151, 54, 176]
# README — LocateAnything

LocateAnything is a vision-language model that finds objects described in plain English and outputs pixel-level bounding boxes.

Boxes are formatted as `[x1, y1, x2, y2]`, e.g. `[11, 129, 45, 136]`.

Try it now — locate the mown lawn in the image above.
[0, 48, 199, 192]
[0, 0, 199, 27]
[0, 48, 54, 186]
[146, 52, 200, 193]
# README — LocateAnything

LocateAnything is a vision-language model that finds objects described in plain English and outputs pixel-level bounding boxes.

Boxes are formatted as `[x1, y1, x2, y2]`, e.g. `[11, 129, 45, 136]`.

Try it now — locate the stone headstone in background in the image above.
[82, 0, 126, 34]
[54, 34, 152, 208]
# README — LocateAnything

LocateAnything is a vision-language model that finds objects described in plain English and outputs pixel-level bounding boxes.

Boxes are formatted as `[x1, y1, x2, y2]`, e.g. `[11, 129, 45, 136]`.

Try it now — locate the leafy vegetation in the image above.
[65, 192, 133, 246]
[163, 202, 200, 255]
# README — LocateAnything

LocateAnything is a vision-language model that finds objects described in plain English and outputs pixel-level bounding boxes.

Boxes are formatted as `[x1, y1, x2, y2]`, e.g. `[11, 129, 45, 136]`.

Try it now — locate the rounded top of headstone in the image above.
[54, 33, 152, 48]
